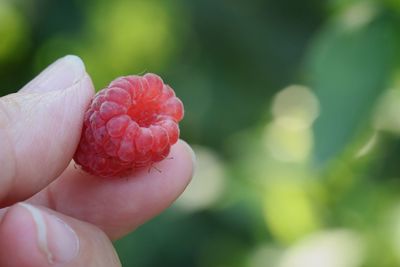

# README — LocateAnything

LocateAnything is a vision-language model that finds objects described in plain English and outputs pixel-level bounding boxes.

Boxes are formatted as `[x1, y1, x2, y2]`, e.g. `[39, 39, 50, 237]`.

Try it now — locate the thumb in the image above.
[0, 55, 94, 207]
[20, 55, 87, 93]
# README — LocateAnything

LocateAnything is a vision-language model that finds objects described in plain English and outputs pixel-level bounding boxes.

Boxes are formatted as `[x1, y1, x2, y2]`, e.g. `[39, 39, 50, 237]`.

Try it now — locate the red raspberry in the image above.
[73, 73, 184, 177]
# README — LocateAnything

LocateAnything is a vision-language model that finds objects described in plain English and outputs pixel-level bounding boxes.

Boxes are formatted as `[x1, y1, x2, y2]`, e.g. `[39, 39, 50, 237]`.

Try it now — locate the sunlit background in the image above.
[2, 0, 400, 266]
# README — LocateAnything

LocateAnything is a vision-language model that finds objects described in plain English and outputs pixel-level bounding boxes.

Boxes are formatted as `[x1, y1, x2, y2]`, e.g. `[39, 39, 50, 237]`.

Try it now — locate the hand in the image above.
[0, 55, 195, 267]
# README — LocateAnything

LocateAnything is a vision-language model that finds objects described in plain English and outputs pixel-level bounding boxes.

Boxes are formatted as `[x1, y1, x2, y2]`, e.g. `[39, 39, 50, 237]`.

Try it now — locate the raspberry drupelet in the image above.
[73, 73, 184, 177]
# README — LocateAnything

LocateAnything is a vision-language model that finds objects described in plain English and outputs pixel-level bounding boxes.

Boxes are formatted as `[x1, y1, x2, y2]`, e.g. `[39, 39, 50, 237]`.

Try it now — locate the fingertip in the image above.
[140, 139, 195, 199]
[153, 139, 195, 195]
[21, 55, 86, 93]
[176, 139, 196, 180]
[68, 73, 95, 108]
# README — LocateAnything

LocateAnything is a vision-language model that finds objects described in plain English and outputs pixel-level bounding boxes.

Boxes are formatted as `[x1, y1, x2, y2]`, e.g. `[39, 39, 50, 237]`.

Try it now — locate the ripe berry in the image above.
[73, 73, 184, 177]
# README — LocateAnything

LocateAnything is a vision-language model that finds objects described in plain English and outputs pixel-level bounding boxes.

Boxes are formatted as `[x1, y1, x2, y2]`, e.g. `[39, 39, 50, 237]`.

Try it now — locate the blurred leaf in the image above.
[0, 1, 29, 62]
[308, 16, 396, 165]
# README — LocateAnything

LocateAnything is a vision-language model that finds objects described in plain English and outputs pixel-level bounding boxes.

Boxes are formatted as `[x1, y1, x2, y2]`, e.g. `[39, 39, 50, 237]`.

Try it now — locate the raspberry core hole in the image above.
[127, 100, 159, 127]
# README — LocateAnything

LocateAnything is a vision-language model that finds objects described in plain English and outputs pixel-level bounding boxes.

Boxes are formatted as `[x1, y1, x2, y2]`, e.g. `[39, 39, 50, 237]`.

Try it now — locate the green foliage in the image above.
[309, 13, 397, 165]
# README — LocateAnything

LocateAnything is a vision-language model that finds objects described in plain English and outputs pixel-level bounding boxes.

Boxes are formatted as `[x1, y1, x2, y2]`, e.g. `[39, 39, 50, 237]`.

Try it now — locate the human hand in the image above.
[0, 55, 195, 267]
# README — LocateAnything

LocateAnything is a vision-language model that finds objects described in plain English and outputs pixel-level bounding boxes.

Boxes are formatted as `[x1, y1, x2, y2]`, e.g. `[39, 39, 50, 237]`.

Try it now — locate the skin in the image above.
[0, 55, 195, 267]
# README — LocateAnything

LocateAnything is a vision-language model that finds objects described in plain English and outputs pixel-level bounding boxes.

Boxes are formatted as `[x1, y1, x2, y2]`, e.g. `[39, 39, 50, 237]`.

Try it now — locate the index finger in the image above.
[28, 140, 195, 240]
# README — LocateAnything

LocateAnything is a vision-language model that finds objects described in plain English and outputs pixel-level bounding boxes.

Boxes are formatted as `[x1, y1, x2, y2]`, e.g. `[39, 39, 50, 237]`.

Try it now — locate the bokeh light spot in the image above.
[263, 121, 313, 163]
[339, 2, 377, 31]
[176, 145, 226, 212]
[271, 85, 319, 131]
[246, 244, 282, 267]
[373, 89, 400, 135]
[263, 180, 319, 244]
[278, 230, 364, 267]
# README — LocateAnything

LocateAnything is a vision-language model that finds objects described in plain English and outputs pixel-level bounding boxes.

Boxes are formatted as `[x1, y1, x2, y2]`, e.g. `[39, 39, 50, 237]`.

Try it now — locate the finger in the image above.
[0, 202, 121, 267]
[29, 140, 195, 240]
[0, 55, 94, 207]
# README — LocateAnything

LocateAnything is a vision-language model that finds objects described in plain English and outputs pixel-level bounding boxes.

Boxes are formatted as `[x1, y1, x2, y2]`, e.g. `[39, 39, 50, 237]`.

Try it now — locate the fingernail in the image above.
[18, 203, 79, 264]
[21, 55, 86, 93]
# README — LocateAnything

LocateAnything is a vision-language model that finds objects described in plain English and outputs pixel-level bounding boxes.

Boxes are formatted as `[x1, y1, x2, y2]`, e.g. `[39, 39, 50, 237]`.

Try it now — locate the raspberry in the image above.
[73, 73, 184, 177]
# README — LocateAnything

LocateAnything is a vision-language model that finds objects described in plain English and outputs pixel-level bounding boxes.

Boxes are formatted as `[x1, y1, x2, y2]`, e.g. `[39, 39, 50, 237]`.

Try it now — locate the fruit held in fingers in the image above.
[73, 73, 184, 177]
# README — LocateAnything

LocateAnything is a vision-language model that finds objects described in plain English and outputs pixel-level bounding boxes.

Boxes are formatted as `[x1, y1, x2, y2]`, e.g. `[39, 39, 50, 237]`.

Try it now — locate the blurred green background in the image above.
[2, 0, 400, 266]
